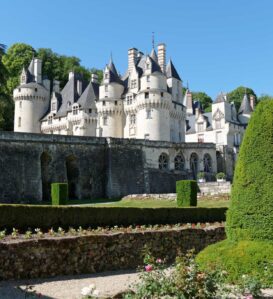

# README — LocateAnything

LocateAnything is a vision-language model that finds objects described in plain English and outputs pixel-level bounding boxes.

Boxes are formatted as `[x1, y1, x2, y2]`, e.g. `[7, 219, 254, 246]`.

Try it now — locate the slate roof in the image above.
[215, 92, 226, 103]
[150, 48, 158, 62]
[186, 112, 212, 134]
[166, 59, 181, 81]
[77, 81, 99, 109]
[107, 58, 124, 85]
[238, 93, 253, 115]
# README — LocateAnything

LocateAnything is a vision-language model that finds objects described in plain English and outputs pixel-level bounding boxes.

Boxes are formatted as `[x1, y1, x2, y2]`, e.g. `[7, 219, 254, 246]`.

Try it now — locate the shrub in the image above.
[226, 100, 273, 242]
[197, 172, 205, 179]
[0, 204, 226, 230]
[176, 180, 197, 207]
[216, 172, 226, 180]
[196, 239, 273, 287]
[51, 183, 68, 206]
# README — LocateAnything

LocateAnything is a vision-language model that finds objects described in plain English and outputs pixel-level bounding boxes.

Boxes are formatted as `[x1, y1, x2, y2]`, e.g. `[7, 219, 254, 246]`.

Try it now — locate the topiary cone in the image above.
[226, 100, 273, 241]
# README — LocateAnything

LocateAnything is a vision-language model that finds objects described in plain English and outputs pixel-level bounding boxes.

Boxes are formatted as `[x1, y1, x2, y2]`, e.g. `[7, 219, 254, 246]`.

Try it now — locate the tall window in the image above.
[159, 153, 169, 170]
[146, 109, 152, 119]
[103, 116, 108, 126]
[203, 153, 212, 173]
[197, 123, 203, 132]
[130, 114, 136, 125]
[127, 95, 133, 105]
[51, 102, 56, 111]
[48, 116, 52, 125]
[174, 154, 185, 171]
[19, 101, 22, 108]
[215, 119, 221, 129]
[72, 105, 79, 115]
[18, 117, 21, 127]
[131, 79, 137, 89]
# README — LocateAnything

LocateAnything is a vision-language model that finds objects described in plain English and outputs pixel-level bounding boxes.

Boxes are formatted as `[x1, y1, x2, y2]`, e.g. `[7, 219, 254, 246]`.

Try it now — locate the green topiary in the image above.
[226, 100, 273, 241]
[51, 183, 68, 206]
[176, 180, 197, 207]
[196, 239, 273, 287]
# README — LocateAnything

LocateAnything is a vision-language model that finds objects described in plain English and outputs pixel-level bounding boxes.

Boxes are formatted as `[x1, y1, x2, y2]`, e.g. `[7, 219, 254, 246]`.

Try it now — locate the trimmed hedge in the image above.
[51, 183, 68, 205]
[196, 239, 273, 287]
[0, 204, 227, 230]
[226, 100, 273, 241]
[176, 180, 197, 207]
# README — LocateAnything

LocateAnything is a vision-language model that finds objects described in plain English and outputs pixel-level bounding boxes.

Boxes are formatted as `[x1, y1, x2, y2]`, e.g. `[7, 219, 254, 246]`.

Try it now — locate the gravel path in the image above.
[0, 271, 272, 299]
[0, 270, 140, 299]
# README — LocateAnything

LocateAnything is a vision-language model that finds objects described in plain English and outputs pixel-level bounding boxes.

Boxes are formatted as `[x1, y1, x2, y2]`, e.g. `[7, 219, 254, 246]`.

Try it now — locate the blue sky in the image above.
[1, 0, 273, 99]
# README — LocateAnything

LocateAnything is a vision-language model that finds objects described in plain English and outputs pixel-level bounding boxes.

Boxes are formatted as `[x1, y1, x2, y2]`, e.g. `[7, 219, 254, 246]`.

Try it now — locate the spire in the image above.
[150, 48, 158, 62]
[152, 31, 155, 49]
[239, 93, 253, 115]
[107, 54, 118, 76]
[166, 59, 181, 80]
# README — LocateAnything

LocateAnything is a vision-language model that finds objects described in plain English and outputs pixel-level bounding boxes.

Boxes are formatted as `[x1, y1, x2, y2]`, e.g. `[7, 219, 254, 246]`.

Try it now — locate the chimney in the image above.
[53, 80, 60, 93]
[77, 80, 82, 96]
[157, 43, 166, 73]
[195, 107, 200, 118]
[34, 58, 42, 84]
[68, 71, 74, 80]
[91, 73, 98, 83]
[250, 95, 255, 111]
[186, 91, 193, 115]
[128, 48, 138, 73]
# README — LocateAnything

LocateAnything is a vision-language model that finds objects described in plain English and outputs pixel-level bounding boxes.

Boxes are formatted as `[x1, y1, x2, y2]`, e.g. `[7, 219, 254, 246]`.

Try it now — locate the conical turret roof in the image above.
[239, 93, 253, 115]
[166, 59, 181, 80]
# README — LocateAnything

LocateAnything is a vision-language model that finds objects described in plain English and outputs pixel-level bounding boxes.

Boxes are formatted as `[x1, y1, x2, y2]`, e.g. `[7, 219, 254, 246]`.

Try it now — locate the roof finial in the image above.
[152, 32, 155, 49]
[186, 81, 189, 90]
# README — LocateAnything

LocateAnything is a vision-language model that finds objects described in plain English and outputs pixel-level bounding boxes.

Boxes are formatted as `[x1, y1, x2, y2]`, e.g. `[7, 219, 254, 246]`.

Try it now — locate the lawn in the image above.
[68, 198, 230, 208]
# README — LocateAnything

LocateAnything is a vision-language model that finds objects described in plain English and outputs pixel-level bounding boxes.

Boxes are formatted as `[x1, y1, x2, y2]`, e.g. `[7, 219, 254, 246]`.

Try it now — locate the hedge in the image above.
[51, 183, 68, 205]
[0, 204, 227, 230]
[176, 180, 197, 207]
[226, 100, 273, 241]
[196, 239, 273, 287]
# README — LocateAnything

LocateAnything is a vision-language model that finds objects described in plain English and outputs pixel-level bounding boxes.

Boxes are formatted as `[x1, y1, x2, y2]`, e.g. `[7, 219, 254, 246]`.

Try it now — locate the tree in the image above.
[226, 99, 273, 241]
[191, 91, 213, 112]
[258, 94, 273, 102]
[227, 86, 257, 110]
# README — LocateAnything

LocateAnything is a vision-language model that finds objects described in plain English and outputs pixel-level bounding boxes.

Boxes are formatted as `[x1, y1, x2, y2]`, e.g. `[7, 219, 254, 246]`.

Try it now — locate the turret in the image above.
[166, 59, 183, 104]
[97, 57, 124, 138]
[238, 93, 253, 124]
[13, 59, 50, 133]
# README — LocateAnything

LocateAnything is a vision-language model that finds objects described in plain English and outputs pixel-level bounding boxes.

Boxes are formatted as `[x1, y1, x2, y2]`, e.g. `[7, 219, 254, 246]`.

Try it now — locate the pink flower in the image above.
[145, 265, 153, 272]
[245, 295, 253, 299]
[156, 258, 162, 264]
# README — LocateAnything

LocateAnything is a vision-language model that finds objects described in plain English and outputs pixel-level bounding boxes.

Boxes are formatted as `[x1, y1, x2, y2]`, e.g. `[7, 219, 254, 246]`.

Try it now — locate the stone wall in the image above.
[0, 226, 225, 280]
[0, 132, 216, 202]
[198, 182, 231, 196]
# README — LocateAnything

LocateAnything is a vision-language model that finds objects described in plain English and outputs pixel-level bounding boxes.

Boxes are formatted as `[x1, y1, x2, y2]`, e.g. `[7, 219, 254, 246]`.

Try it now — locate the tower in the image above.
[97, 57, 124, 138]
[13, 58, 50, 133]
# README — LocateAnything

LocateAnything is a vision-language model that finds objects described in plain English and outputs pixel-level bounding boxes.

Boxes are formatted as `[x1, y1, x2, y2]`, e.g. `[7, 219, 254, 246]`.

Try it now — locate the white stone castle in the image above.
[13, 43, 254, 178]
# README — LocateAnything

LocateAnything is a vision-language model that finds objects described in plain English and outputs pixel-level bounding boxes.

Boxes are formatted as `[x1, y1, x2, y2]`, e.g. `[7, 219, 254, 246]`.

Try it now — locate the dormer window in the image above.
[131, 79, 137, 89]
[48, 116, 53, 125]
[72, 105, 79, 115]
[51, 102, 56, 111]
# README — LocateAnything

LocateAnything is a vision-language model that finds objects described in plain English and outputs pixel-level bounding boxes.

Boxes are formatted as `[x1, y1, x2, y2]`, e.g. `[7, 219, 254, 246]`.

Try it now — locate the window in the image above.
[18, 88, 21, 92]
[105, 85, 108, 92]
[146, 109, 152, 119]
[72, 105, 79, 115]
[197, 123, 203, 132]
[51, 102, 56, 111]
[145, 92, 149, 99]
[103, 116, 108, 126]
[203, 154, 212, 173]
[103, 101, 106, 106]
[131, 79, 137, 89]
[105, 73, 108, 79]
[215, 119, 221, 129]
[115, 100, 118, 106]
[127, 95, 133, 105]
[190, 153, 199, 179]
[161, 92, 164, 97]
[48, 116, 52, 125]
[144, 134, 150, 140]
[35, 88, 37, 92]
[159, 153, 169, 170]
[146, 63, 150, 69]
[18, 117, 21, 127]
[147, 75, 150, 82]
[19, 101, 22, 108]
[198, 134, 204, 143]
[174, 154, 185, 171]
[130, 114, 136, 125]
[89, 109, 92, 113]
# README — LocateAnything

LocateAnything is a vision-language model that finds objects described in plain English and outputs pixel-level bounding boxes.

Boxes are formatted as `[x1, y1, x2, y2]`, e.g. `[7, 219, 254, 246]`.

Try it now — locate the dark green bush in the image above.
[51, 183, 68, 206]
[226, 100, 273, 241]
[0, 204, 226, 231]
[196, 239, 273, 287]
[176, 180, 197, 207]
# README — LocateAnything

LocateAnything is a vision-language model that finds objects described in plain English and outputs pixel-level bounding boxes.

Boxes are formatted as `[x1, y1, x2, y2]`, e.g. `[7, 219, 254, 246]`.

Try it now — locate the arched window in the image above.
[159, 153, 169, 170]
[190, 153, 199, 178]
[174, 154, 185, 171]
[203, 153, 212, 173]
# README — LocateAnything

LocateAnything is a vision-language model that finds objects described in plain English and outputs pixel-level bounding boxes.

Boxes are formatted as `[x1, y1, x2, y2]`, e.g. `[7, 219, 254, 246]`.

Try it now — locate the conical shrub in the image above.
[226, 100, 273, 241]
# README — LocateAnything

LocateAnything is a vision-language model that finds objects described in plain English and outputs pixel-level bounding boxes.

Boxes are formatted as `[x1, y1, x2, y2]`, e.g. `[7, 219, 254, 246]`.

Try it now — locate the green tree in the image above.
[226, 99, 273, 241]
[258, 94, 273, 101]
[227, 86, 257, 110]
[191, 91, 213, 112]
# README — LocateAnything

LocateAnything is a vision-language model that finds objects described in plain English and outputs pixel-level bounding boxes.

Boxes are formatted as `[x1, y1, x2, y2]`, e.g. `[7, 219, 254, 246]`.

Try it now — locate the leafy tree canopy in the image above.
[258, 94, 273, 101]
[227, 86, 257, 111]
[191, 91, 213, 112]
